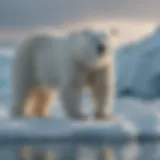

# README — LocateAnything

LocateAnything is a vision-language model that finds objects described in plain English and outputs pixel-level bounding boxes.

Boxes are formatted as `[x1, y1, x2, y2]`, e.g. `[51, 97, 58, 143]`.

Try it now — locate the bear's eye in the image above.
[97, 43, 106, 55]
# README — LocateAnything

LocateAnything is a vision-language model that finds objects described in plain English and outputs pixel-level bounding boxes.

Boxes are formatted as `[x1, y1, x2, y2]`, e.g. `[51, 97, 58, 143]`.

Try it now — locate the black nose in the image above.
[97, 43, 106, 55]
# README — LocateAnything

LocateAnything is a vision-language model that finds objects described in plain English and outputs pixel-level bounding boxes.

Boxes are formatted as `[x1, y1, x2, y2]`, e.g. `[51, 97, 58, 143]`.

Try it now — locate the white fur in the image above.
[11, 28, 115, 120]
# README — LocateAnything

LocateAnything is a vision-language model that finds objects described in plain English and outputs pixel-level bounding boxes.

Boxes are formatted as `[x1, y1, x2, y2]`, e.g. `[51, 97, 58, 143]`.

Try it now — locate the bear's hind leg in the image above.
[23, 86, 54, 117]
[20, 86, 54, 160]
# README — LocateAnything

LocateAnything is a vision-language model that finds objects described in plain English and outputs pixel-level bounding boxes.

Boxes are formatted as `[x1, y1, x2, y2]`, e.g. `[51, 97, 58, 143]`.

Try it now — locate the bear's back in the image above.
[31, 33, 72, 86]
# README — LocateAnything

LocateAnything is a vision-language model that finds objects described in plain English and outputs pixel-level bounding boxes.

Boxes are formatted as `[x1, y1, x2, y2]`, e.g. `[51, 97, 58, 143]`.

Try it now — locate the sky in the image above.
[0, 0, 159, 44]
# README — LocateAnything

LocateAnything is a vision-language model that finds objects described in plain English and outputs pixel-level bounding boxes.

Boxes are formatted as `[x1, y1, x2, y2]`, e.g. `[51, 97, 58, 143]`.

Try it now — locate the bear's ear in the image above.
[109, 28, 119, 37]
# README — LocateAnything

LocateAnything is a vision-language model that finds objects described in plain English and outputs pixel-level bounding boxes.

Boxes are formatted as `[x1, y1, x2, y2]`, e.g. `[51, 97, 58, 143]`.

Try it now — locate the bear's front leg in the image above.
[60, 84, 87, 120]
[90, 67, 115, 121]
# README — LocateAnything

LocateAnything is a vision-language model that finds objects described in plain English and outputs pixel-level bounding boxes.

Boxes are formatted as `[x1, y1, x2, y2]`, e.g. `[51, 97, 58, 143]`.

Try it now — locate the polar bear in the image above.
[11, 28, 115, 120]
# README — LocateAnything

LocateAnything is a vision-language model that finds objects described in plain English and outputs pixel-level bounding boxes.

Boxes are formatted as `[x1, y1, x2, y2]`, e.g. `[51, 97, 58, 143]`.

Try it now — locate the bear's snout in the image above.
[97, 43, 106, 56]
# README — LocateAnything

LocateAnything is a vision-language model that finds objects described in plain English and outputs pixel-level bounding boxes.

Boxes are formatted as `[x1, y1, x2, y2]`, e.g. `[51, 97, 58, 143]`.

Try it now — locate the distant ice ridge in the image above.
[115, 26, 160, 99]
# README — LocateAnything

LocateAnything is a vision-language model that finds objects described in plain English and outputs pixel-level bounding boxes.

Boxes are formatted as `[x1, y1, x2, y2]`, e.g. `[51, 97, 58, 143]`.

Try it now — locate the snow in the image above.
[0, 96, 159, 144]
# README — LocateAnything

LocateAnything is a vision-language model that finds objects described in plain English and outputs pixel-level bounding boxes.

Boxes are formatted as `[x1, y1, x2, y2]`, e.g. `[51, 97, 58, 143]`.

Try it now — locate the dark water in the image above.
[0, 141, 159, 160]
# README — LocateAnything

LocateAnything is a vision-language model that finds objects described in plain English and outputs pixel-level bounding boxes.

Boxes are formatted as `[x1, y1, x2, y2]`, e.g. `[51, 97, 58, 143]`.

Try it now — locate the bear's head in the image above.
[70, 28, 113, 71]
